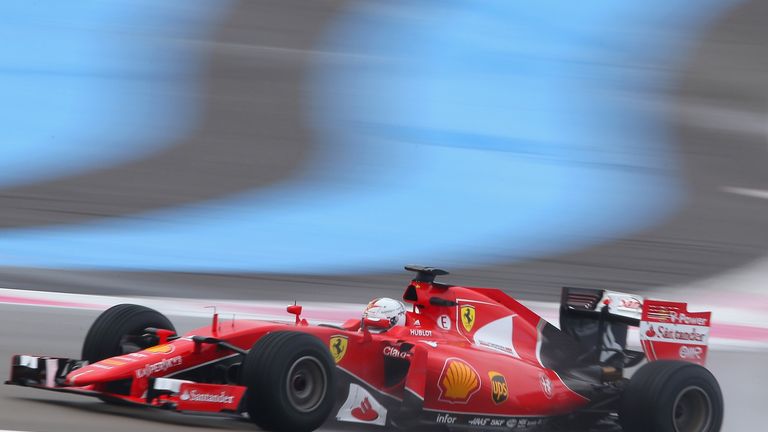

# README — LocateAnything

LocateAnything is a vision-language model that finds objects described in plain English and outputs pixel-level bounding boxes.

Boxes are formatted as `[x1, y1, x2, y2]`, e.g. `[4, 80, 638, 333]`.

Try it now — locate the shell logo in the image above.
[144, 344, 174, 354]
[437, 358, 480, 403]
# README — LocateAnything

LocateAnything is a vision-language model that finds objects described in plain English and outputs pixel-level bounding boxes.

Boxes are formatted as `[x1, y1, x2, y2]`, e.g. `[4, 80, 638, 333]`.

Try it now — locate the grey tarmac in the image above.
[0, 305, 764, 432]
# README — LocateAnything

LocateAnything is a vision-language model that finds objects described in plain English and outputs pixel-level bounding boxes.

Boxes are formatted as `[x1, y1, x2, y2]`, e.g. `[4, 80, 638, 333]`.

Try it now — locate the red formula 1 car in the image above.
[7, 266, 723, 432]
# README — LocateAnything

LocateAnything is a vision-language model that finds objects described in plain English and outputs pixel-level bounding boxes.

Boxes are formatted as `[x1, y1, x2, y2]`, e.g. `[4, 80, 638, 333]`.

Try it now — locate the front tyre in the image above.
[620, 360, 723, 432]
[240, 332, 337, 432]
[81, 304, 175, 403]
[82, 304, 176, 362]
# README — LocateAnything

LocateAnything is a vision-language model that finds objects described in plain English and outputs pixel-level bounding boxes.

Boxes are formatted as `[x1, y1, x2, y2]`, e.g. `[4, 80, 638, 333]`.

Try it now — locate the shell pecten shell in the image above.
[438, 358, 481, 403]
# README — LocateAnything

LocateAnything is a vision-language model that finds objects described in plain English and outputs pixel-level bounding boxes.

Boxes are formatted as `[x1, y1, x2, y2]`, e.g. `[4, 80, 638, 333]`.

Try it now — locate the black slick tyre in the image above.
[620, 360, 723, 432]
[82, 304, 176, 362]
[240, 331, 337, 432]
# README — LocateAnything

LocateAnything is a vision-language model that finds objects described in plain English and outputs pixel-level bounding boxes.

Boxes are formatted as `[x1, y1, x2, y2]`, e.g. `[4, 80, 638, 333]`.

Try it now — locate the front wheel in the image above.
[81, 304, 175, 403]
[82, 304, 176, 363]
[240, 331, 337, 432]
[620, 360, 723, 432]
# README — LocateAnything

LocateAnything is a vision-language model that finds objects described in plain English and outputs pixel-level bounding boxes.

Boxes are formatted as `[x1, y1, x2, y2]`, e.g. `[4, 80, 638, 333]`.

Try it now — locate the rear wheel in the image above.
[240, 331, 337, 432]
[620, 360, 723, 432]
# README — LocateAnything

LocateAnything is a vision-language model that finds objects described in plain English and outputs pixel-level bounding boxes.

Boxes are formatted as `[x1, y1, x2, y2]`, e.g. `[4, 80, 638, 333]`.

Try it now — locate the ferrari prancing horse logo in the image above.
[460, 305, 476, 332]
[329, 335, 348, 363]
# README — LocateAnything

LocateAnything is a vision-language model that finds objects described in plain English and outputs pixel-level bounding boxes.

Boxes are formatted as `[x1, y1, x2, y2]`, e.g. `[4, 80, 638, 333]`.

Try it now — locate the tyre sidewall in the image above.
[82, 304, 175, 362]
[621, 361, 723, 432]
[651, 366, 723, 432]
[241, 332, 337, 432]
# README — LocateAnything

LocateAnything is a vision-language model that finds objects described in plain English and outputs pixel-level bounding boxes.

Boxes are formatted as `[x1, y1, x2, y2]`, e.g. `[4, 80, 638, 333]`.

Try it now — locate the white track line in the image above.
[1, 287, 766, 351]
[722, 186, 768, 200]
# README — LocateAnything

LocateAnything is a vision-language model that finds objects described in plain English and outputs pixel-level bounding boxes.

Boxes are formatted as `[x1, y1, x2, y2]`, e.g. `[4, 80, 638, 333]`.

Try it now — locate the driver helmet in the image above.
[362, 298, 406, 332]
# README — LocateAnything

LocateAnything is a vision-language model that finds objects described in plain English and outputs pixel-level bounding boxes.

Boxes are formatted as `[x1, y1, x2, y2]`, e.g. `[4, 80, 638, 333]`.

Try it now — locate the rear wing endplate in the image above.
[639, 300, 711, 366]
[561, 288, 712, 366]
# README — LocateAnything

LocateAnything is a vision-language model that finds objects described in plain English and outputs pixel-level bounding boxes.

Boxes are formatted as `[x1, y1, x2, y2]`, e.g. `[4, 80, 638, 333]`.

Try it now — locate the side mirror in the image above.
[361, 317, 390, 343]
[287, 304, 303, 325]
[144, 327, 176, 344]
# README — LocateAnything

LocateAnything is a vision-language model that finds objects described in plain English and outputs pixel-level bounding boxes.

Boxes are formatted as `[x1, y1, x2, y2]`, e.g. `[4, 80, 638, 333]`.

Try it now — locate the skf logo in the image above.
[145, 344, 174, 354]
[488, 371, 508, 404]
[460, 305, 476, 332]
[438, 358, 480, 403]
[329, 335, 348, 363]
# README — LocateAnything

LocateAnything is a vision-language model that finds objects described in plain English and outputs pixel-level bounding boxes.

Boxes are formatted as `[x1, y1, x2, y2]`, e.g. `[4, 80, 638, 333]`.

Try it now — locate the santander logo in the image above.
[645, 325, 656, 338]
[338, 383, 387, 426]
[180, 390, 235, 404]
[351, 397, 379, 421]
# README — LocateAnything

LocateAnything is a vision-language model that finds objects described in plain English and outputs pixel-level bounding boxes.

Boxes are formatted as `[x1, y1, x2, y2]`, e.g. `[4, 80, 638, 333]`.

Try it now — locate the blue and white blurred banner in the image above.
[0, 0, 231, 187]
[0, 0, 743, 273]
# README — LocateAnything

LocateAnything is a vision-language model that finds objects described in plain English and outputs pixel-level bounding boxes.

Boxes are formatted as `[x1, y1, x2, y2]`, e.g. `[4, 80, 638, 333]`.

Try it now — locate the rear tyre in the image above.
[240, 331, 337, 432]
[82, 304, 176, 362]
[620, 360, 723, 432]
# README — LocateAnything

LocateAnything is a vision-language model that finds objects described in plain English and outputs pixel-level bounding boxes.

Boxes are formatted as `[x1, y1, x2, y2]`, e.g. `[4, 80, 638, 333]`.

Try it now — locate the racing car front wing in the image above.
[6, 354, 247, 414]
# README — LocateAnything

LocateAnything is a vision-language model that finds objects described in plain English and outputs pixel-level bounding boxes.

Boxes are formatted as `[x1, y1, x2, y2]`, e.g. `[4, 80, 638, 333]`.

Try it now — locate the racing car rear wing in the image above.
[560, 288, 712, 366]
[560, 287, 644, 326]
[639, 300, 711, 366]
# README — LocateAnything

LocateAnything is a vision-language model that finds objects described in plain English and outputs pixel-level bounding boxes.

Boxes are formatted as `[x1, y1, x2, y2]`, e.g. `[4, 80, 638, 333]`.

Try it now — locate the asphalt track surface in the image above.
[1, 304, 765, 432]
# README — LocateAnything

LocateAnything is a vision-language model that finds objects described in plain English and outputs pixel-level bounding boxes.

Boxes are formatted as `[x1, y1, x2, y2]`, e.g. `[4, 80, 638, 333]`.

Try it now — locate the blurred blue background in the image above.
[1, 3, 766, 430]
[0, 0, 232, 187]
[0, 0, 752, 273]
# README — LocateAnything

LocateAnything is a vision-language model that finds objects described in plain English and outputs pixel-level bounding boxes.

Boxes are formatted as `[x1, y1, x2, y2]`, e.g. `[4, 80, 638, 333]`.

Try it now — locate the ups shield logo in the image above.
[460, 305, 476, 332]
[488, 371, 509, 404]
[329, 335, 348, 363]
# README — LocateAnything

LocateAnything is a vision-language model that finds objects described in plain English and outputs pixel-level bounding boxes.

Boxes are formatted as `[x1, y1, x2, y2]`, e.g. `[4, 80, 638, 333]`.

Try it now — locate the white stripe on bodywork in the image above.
[336, 383, 388, 426]
[19, 355, 38, 369]
[535, 319, 546, 367]
[473, 315, 520, 358]
[153, 378, 193, 393]
[44, 359, 58, 388]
